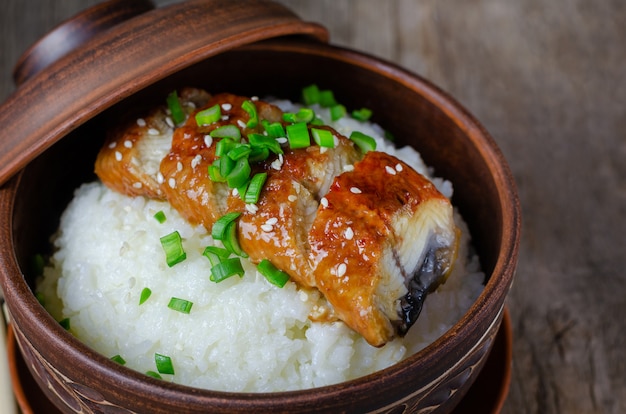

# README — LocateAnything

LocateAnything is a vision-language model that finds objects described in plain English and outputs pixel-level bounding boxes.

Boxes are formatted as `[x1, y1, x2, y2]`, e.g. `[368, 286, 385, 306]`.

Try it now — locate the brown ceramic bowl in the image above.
[0, 1, 520, 413]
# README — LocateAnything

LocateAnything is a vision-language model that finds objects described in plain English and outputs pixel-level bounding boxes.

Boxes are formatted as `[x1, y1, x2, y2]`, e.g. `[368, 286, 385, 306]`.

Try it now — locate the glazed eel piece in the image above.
[95, 89, 459, 347]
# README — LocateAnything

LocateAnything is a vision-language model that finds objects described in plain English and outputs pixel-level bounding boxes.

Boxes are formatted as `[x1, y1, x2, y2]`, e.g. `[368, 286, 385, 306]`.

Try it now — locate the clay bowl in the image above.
[0, 1, 520, 413]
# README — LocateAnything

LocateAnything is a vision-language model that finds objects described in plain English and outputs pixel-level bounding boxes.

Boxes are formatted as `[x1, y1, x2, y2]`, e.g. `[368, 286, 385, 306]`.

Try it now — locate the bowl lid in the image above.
[0, 0, 328, 186]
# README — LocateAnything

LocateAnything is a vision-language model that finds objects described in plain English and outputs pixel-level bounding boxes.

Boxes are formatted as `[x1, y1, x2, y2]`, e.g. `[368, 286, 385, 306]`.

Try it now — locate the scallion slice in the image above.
[210, 124, 241, 140]
[218, 155, 236, 178]
[352, 107, 373, 121]
[168, 297, 193, 314]
[159, 231, 186, 267]
[111, 355, 126, 365]
[286, 122, 310, 149]
[146, 371, 162, 380]
[248, 133, 283, 155]
[195, 104, 221, 126]
[222, 220, 248, 257]
[319, 90, 337, 107]
[166, 90, 186, 125]
[257, 259, 290, 288]
[215, 138, 237, 157]
[210, 257, 245, 282]
[302, 84, 320, 105]
[227, 144, 252, 160]
[330, 104, 347, 121]
[226, 157, 251, 189]
[211, 212, 242, 240]
[208, 161, 226, 182]
[155, 353, 175, 375]
[248, 146, 270, 163]
[153, 210, 166, 223]
[311, 128, 335, 148]
[283, 108, 315, 124]
[261, 120, 286, 138]
[242, 100, 258, 128]
[139, 287, 152, 305]
[349, 131, 377, 153]
[244, 172, 267, 204]
[203, 246, 231, 266]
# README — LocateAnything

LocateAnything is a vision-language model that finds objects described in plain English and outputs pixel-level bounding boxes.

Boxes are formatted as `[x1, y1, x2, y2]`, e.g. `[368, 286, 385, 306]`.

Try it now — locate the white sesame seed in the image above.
[288, 195, 297, 202]
[320, 197, 329, 208]
[385, 165, 397, 175]
[168, 178, 176, 188]
[276, 137, 288, 144]
[204, 135, 213, 147]
[156, 172, 164, 184]
[124, 140, 133, 149]
[261, 224, 274, 232]
[237, 120, 247, 129]
[132, 182, 142, 189]
[191, 154, 202, 169]
[221, 115, 229, 121]
[177, 161, 183, 172]
[136, 118, 146, 127]
[115, 151, 122, 161]
[395, 163, 403, 172]
[221, 103, 232, 111]
[148, 128, 160, 136]
[108, 141, 117, 149]
[343, 164, 354, 172]
[232, 188, 239, 196]
[350, 187, 362, 194]
[245, 203, 259, 214]
[186, 102, 196, 109]
[345, 227, 354, 240]
[251, 96, 259, 101]
[164, 118, 173, 129]
[337, 263, 347, 277]
[266, 217, 278, 225]
[271, 154, 284, 170]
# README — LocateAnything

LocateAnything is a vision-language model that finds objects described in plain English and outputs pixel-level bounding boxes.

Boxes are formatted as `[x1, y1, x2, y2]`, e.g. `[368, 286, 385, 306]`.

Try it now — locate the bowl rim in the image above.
[0, 39, 520, 412]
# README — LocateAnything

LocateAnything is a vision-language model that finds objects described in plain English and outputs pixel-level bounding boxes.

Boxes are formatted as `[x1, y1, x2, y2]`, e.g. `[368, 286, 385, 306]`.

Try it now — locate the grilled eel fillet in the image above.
[95, 89, 459, 347]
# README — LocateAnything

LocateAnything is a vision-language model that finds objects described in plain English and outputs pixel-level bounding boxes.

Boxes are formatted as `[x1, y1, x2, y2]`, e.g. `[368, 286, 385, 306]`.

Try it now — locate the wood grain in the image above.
[1, 1, 624, 413]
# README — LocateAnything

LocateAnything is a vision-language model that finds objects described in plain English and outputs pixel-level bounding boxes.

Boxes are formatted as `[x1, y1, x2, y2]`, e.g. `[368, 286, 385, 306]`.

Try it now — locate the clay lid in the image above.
[0, 0, 328, 186]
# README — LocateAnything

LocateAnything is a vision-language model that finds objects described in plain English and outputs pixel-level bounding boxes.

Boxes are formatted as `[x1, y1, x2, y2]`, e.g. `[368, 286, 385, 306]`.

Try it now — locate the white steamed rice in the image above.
[36, 100, 485, 392]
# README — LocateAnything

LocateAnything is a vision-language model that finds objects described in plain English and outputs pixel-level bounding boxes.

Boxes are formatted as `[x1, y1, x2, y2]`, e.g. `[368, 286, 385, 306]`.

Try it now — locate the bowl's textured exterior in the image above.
[0, 1, 520, 413]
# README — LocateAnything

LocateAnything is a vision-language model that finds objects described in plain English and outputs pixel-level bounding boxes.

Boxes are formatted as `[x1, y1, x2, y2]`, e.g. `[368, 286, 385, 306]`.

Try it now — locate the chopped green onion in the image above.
[242, 100, 258, 128]
[211, 212, 241, 241]
[208, 161, 226, 182]
[59, 318, 70, 330]
[146, 371, 162, 380]
[210, 257, 245, 282]
[159, 231, 186, 267]
[257, 259, 290, 288]
[210, 124, 241, 140]
[349, 131, 377, 153]
[352, 107, 373, 121]
[244, 172, 267, 204]
[248, 146, 270, 163]
[195, 104, 221, 126]
[227, 144, 252, 160]
[222, 220, 248, 257]
[302, 84, 320, 105]
[166, 90, 186, 125]
[215, 138, 237, 157]
[261, 120, 286, 138]
[168, 297, 193, 314]
[226, 157, 251, 188]
[203, 246, 231, 266]
[283, 108, 315, 124]
[319, 90, 337, 107]
[248, 133, 283, 155]
[111, 355, 126, 365]
[311, 128, 335, 148]
[310, 117, 325, 126]
[286, 122, 310, 149]
[153, 210, 166, 223]
[330, 104, 347, 121]
[139, 287, 152, 305]
[155, 353, 175, 375]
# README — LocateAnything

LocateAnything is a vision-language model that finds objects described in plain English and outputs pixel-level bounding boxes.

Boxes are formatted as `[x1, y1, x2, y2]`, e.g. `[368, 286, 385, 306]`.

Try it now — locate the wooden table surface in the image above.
[1, 1, 624, 413]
